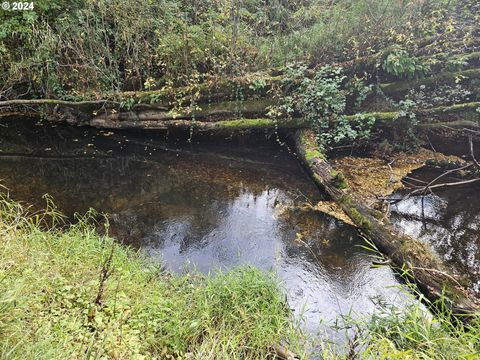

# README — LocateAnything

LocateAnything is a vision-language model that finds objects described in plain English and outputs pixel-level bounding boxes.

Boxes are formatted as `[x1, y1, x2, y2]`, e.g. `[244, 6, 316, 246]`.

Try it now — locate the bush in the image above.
[382, 46, 431, 80]
[278, 63, 374, 150]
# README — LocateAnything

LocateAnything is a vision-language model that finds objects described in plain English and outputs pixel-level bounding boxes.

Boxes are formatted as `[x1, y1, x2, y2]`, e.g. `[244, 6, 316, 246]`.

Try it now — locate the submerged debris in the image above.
[298, 201, 354, 226]
[331, 148, 464, 207]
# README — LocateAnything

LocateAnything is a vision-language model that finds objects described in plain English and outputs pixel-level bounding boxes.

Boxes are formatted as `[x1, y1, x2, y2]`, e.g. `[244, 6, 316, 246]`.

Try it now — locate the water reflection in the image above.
[0, 119, 410, 342]
[391, 168, 480, 292]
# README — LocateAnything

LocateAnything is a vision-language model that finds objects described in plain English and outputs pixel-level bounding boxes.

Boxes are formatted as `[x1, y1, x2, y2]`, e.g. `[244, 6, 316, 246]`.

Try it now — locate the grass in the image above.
[0, 192, 479, 359]
[357, 302, 480, 359]
[318, 302, 480, 359]
[0, 194, 303, 359]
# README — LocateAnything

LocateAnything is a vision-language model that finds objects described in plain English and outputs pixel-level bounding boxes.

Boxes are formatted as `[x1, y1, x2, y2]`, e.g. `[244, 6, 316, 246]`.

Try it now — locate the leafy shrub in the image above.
[382, 46, 431, 80]
[0, 0, 459, 98]
[391, 98, 421, 151]
[279, 63, 375, 149]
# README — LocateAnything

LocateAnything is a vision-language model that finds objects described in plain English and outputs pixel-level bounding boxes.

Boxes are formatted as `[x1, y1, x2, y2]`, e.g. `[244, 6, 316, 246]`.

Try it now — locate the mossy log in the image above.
[77, 98, 307, 131]
[379, 68, 480, 99]
[292, 129, 479, 315]
[346, 102, 480, 129]
[90, 99, 274, 123]
[0, 110, 38, 119]
[2, 91, 478, 135]
[420, 101, 480, 123]
[419, 51, 480, 72]
[88, 117, 308, 131]
[78, 76, 282, 105]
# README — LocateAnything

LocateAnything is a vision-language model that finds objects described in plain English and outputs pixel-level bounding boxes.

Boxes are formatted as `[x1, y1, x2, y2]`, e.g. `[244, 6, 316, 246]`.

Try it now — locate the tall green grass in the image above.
[0, 194, 303, 359]
[359, 301, 480, 359]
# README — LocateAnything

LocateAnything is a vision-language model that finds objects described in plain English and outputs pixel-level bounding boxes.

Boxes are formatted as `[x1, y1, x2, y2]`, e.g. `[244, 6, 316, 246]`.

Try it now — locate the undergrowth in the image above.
[0, 194, 303, 359]
[0, 193, 479, 359]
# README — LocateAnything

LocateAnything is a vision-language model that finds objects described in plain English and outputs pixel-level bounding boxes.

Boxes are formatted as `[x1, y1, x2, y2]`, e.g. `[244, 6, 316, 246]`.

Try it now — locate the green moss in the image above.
[348, 207, 373, 232]
[298, 130, 325, 162]
[215, 118, 275, 129]
[339, 195, 354, 207]
[330, 170, 348, 189]
[346, 111, 397, 123]
[347, 101, 480, 126]
[433, 101, 480, 113]
[305, 148, 322, 162]
[312, 173, 324, 187]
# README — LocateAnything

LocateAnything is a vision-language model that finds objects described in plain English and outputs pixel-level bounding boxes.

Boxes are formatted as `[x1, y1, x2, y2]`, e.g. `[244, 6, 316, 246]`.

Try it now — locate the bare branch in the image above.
[469, 135, 480, 170]
[410, 177, 480, 196]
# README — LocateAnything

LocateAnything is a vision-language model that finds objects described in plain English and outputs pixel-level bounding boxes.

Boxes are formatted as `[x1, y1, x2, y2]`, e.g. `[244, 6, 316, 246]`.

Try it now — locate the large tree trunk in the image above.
[292, 129, 479, 315]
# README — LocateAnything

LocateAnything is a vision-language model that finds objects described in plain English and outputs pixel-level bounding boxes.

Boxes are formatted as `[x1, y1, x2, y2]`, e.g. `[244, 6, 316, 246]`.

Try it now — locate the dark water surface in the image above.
[391, 168, 480, 293]
[0, 119, 410, 341]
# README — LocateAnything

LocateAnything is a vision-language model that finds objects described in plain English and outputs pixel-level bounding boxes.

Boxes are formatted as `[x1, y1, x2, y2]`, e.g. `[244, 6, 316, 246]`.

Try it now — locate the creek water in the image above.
[1, 118, 412, 343]
[390, 167, 480, 293]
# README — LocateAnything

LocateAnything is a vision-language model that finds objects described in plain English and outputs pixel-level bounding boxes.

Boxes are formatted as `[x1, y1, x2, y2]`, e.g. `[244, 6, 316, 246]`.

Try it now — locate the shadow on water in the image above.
[390, 167, 480, 293]
[0, 118, 411, 344]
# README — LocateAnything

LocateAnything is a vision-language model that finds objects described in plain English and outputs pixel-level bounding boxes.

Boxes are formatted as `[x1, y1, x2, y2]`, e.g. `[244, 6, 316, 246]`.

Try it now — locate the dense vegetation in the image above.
[1, 0, 474, 98]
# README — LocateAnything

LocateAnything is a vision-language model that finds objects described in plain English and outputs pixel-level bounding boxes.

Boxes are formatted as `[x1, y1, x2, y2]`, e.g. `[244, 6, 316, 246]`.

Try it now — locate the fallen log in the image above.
[292, 129, 479, 315]
[90, 99, 273, 123]
[89, 117, 308, 131]
[0, 99, 118, 107]
[379, 68, 480, 99]
[2, 94, 478, 131]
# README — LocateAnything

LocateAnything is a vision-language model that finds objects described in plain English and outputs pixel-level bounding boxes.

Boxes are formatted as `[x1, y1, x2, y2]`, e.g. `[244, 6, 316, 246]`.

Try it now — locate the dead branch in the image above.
[469, 136, 480, 170]
[95, 243, 115, 306]
[420, 163, 473, 194]
[410, 176, 480, 196]
[272, 345, 298, 360]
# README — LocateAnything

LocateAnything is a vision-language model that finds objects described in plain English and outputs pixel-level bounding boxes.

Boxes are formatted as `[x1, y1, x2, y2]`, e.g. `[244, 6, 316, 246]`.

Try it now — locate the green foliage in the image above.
[119, 97, 136, 110]
[352, 294, 480, 359]
[382, 46, 431, 79]
[347, 76, 373, 109]
[248, 78, 267, 91]
[0, 0, 458, 99]
[0, 194, 303, 359]
[390, 98, 421, 151]
[405, 83, 472, 109]
[444, 56, 469, 72]
[284, 64, 346, 121]
[256, 0, 448, 66]
[279, 63, 374, 149]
